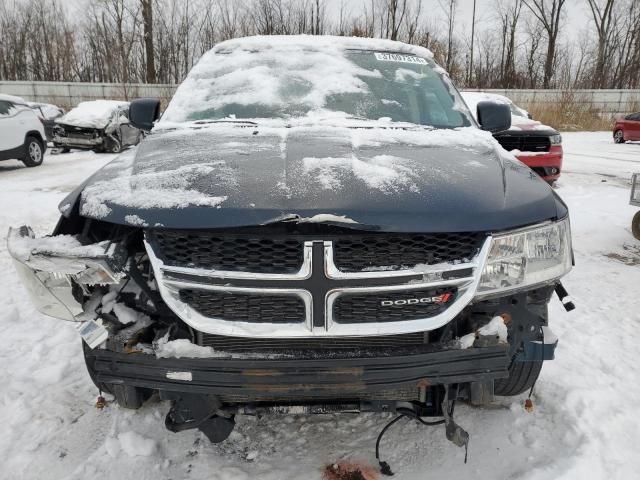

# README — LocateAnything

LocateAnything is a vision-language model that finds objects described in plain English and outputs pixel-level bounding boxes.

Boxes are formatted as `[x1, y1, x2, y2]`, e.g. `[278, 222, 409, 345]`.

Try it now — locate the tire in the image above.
[82, 342, 151, 409]
[111, 384, 151, 410]
[632, 210, 640, 241]
[108, 136, 122, 154]
[614, 129, 625, 144]
[22, 136, 44, 167]
[494, 360, 543, 396]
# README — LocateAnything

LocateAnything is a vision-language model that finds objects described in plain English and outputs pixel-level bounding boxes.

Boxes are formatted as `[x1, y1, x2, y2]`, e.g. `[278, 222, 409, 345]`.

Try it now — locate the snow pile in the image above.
[57, 100, 129, 129]
[106, 431, 157, 458]
[153, 333, 215, 359]
[101, 290, 150, 326]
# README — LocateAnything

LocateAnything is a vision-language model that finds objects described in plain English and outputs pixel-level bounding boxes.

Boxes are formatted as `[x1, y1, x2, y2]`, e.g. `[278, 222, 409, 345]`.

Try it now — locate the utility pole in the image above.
[468, 0, 477, 87]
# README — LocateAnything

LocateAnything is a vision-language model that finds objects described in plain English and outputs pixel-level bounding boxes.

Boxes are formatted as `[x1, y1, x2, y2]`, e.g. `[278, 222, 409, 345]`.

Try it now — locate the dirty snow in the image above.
[0, 133, 640, 479]
[56, 100, 129, 129]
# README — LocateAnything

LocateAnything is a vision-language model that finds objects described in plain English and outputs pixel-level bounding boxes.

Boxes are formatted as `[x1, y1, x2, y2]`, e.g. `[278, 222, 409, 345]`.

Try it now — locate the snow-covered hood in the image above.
[56, 100, 129, 129]
[60, 125, 566, 232]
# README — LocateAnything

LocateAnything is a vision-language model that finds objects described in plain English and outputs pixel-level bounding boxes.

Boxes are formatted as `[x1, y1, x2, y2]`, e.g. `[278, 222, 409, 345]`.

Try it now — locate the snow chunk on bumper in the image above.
[458, 316, 508, 349]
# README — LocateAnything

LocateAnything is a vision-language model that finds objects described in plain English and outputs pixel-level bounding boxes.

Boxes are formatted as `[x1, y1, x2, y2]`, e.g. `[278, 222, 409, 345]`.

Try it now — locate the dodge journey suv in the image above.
[8, 35, 573, 466]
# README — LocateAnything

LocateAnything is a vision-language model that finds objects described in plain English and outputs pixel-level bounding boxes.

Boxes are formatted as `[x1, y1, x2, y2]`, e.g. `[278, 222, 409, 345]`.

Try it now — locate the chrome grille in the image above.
[145, 233, 491, 338]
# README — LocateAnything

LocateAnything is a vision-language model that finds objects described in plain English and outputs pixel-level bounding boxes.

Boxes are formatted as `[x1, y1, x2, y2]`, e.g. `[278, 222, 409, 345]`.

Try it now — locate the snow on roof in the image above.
[0, 93, 28, 105]
[57, 100, 129, 129]
[28, 102, 64, 120]
[212, 35, 434, 59]
[161, 35, 436, 124]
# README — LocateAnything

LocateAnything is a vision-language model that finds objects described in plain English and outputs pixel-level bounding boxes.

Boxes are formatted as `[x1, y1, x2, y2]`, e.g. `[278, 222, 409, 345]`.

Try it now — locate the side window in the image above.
[631, 113, 640, 121]
[0, 100, 14, 116]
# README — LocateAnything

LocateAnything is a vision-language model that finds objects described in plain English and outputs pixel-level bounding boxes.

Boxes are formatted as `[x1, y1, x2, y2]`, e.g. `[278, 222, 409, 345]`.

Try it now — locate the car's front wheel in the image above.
[632, 210, 640, 240]
[494, 359, 543, 396]
[614, 129, 625, 144]
[22, 136, 44, 167]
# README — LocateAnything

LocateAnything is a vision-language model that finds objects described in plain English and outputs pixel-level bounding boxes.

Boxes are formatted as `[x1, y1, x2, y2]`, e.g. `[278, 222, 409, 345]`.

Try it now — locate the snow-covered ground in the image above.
[0, 133, 639, 480]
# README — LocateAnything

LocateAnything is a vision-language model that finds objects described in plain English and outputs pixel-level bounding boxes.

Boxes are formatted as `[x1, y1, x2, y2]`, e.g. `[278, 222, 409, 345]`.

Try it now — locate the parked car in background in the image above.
[0, 94, 47, 167]
[613, 112, 640, 143]
[462, 91, 563, 184]
[53, 100, 141, 153]
[28, 102, 65, 141]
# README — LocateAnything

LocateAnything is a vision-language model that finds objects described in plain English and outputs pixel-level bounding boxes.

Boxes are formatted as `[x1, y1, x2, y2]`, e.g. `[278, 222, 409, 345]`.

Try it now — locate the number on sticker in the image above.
[374, 52, 428, 64]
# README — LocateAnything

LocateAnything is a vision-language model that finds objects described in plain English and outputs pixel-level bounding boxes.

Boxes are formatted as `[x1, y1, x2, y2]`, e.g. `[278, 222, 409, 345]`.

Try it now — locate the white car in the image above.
[0, 94, 47, 167]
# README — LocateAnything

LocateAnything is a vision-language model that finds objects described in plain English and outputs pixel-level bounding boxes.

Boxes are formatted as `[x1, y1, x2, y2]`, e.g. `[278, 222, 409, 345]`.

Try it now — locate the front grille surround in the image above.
[144, 233, 492, 338]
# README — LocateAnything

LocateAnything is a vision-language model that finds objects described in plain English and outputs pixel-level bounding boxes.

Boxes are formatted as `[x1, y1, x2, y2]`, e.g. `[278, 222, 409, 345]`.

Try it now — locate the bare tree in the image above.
[522, 0, 567, 88]
[586, 0, 617, 88]
[438, 0, 457, 73]
[141, 0, 156, 82]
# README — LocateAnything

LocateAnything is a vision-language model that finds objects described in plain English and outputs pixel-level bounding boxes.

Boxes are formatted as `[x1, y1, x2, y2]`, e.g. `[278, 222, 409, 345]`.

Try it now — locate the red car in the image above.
[614, 112, 640, 143]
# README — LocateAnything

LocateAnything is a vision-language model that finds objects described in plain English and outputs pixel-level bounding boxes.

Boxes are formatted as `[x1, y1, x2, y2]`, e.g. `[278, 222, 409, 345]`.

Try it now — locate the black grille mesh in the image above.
[494, 134, 550, 153]
[180, 289, 306, 323]
[333, 233, 483, 272]
[152, 231, 303, 274]
[199, 331, 427, 351]
[333, 288, 456, 323]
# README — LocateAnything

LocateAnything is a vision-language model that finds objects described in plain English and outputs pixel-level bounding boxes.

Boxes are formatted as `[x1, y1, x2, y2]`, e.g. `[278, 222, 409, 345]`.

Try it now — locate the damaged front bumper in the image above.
[87, 344, 511, 401]
[53, 135, 103, 147]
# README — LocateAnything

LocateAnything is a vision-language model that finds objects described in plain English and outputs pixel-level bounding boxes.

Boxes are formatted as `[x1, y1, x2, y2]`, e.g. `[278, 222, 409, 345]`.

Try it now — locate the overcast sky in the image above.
[323, 0, 591, 43]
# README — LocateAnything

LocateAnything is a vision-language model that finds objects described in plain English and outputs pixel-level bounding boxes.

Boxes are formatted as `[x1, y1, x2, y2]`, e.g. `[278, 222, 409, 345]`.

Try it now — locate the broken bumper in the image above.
[53, 135, 103, 147]
[88, 345, 510, 400]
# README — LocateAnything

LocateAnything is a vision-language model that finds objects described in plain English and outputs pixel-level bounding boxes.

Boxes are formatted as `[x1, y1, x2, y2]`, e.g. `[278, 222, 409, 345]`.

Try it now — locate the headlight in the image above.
[476, 218, 572, 297]
[550, 134, 562, 145]
[7, 226, 125, 321]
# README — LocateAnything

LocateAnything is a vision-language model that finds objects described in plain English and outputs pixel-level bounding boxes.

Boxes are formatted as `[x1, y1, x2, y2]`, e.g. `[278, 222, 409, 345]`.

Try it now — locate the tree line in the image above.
[0, 0, 639, 90]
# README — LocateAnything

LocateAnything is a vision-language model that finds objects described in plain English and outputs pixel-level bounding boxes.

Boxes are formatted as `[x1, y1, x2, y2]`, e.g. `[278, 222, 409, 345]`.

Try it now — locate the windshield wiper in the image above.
[193, 119, 259, 126]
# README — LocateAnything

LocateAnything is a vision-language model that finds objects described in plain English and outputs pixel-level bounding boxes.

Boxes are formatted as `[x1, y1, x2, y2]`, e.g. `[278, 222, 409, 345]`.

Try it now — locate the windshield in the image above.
[162, 49, 473, 128]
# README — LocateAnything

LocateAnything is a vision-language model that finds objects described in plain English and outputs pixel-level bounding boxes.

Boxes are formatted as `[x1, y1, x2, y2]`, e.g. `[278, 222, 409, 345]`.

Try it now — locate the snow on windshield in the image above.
[57, 100, 129, 129]
[160, 35, 472, 128]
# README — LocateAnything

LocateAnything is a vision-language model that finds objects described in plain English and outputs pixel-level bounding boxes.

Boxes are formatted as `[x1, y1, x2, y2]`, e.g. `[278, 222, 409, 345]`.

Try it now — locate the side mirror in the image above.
[476, 101, 511, 133]
[130, 98, 161, 131]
